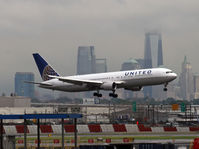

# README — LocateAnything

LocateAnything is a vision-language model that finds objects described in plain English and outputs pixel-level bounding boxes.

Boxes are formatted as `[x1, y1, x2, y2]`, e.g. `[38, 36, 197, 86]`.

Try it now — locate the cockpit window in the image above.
[166, 71, 172, 74]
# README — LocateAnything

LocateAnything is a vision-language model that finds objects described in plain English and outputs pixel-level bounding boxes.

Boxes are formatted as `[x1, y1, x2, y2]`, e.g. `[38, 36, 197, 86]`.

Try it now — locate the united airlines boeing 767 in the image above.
[31, 53, 177, 98]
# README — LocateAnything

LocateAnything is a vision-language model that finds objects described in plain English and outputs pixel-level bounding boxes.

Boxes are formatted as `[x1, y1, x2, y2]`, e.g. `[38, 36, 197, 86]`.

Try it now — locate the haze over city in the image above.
[0, 0, 199, 94]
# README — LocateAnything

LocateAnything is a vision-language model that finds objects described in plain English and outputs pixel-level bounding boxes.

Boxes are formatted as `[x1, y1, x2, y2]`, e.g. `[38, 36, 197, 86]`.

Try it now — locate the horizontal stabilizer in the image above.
[24, 81, 53, 86]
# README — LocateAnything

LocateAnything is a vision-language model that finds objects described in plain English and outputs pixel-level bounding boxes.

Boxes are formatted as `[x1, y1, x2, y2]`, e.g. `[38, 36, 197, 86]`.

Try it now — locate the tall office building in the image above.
[193, 74, 199, 99]
[77, 46, 96, 75]
[179, 56, 193, 100]
[144, 32, 163, 68]
[144, 32, 163, 98]
[15, 72, 35, 98]
[96, 58, 107, 73]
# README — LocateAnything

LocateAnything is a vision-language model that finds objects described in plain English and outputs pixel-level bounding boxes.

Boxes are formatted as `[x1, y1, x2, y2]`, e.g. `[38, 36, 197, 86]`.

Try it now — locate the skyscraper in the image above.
[144, 32, 163, 68]
[179, 56, 193, 100]
[77, 46, 96, 75]
[96, 58, 107, 73]
[193, 74, 199, 99]
[15, 72, 35, 98]
[144, 32, 163, 98]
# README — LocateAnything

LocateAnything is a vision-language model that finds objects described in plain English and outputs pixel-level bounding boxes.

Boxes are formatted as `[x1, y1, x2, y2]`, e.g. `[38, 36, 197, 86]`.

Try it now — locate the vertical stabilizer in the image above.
[33, 53, 59, 81]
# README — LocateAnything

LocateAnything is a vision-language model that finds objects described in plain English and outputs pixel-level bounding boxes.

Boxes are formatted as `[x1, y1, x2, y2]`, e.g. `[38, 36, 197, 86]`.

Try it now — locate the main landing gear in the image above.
[163, 83, 168, 91]
[93, 91, 102, 97]
[109, 93, 118, 98]
[93, 91, 118, 98]
[109, 90, 118, 98]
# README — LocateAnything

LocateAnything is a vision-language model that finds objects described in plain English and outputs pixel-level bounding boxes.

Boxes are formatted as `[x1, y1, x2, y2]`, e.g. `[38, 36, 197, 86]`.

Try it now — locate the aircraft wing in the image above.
[49, 76, 103, 86]
[49, 75, 125, 87]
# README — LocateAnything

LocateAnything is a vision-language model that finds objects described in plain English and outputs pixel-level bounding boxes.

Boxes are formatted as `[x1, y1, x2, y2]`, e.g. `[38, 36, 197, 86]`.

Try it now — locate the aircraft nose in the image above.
[171, 73, 177, 80]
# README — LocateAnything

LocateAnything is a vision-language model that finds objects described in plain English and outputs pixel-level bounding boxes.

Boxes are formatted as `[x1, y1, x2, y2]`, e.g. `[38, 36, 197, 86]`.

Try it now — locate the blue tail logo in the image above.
[33, 53, 59, 81]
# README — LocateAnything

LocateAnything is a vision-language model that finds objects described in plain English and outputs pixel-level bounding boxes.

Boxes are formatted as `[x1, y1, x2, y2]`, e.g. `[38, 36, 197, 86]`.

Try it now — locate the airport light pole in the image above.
[24, 119, 27, 149]
[74, 118, 77, 149]
[0, 119, 3, 149]
[61, 118, 64, 149]
[37, 118, 40, 149]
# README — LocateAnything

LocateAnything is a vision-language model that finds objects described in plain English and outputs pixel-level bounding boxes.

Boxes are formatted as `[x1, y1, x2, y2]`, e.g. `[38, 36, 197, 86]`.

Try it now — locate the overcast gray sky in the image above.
[0, 0, 199, 94]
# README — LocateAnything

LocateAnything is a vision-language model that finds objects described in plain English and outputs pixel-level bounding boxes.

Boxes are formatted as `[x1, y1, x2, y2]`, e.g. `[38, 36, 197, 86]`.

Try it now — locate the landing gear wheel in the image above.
[113, 94, 118, 98]
[98, 93, 102, 97]
[109, 93, 113, 97]
[109, 93, 118, 98]
[163, 88, 168, 91]
[93, 92, 102, 97]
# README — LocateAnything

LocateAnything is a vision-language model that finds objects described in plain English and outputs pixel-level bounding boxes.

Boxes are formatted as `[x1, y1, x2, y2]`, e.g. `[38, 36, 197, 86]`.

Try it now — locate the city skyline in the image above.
[0, 0, 199, 94]
[5, 47, 198, 100]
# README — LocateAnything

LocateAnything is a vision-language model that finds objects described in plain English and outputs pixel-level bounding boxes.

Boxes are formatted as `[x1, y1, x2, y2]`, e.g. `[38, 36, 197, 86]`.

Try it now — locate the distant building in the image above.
[82, 98, 100, 105]
[96, 58, 107, 73]
[121, 58, 141, 71]
[135, 59, 145, 69]
[144, 32, 163, 99]
[179, 56, 193, 100]
[144, 32, 163, 68]
[166, 84, 181, 100]
[193, 74, 199, 99]
[0, 96, 31, 107]
[77, 46, 96, 75]
[15, 72, 35, 98]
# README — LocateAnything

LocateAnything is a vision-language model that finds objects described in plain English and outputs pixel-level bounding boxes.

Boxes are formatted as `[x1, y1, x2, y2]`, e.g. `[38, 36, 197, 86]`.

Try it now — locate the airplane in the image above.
[31, 53, 177, 98]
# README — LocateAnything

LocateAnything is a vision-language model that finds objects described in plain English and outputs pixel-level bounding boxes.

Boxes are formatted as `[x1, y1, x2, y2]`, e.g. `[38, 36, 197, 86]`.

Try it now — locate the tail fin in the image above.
[33, 53, 59, 81]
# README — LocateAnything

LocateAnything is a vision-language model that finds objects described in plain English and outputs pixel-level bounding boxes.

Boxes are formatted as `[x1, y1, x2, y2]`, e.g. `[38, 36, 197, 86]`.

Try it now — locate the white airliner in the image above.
[31, 53, 177, 98]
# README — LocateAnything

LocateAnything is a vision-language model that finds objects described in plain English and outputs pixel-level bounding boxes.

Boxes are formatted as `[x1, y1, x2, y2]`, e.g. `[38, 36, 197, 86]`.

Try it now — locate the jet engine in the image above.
[100, 82, 116, 90]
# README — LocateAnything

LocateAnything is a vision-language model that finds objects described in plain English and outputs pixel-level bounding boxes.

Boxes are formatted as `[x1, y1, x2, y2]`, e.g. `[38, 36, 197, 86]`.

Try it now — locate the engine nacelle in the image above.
[100, 82, 116, 90]
[125, 86, 142, 91]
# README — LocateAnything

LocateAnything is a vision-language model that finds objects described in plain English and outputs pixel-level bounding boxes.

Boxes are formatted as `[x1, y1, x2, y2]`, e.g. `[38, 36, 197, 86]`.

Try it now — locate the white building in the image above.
[0, 96, 31, 107]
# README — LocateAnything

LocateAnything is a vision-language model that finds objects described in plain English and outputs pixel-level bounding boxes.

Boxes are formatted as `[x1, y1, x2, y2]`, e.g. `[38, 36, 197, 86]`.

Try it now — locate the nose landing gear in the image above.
[163, 83, 168, 91]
